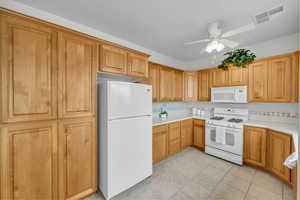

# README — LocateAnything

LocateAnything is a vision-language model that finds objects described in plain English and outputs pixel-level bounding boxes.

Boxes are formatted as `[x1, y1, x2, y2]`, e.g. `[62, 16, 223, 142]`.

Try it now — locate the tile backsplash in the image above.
[153, 101, 299, 124]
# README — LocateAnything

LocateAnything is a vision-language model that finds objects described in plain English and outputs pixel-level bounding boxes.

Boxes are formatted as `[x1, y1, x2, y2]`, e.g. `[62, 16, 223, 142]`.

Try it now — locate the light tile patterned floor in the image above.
[87, 147, 294, 200]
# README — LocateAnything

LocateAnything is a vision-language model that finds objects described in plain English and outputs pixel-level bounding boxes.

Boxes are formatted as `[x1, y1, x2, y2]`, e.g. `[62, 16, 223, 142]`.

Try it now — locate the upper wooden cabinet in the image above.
[210, 68, 228, 87]
[291, 52, 299, 103]
[100, 44, 127, 75]
[1, 15, 57, 123]
[0, 121, 58, 200]
[127, 52, 149, 78]
[198, 70, 211, 101]
[159, 66, 174, 101]
[249, 61, 269, 102]
[244, 126, 267, 168]
[268, 130, 292, 184]
[148, 63, 160, 101]
[228, 67, 248, 86]
[183, 72, 198, 101]
[268, 56, 291, 102]
[58, 32, 97, 119]
[58, 117, 96, 200]
[100, 44, 149, 78]
[152, 125, 169, 164]
[173, 70, 183, 101]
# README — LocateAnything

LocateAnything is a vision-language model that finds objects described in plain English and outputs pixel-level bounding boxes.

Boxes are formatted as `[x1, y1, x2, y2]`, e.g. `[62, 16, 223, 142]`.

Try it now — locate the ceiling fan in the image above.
[185, 21, 256, 53]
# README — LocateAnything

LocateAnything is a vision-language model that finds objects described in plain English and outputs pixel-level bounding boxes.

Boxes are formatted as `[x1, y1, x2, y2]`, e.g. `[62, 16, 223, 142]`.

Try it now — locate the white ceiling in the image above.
[14, 0, 299, 62]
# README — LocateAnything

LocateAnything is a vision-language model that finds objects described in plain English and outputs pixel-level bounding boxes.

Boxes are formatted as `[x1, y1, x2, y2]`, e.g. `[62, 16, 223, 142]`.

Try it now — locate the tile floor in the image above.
[87, 147, 294, 200]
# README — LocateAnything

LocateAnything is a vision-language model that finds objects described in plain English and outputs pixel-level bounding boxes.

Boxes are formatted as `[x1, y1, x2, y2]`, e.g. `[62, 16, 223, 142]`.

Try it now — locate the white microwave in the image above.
[211, 86, 247, 103]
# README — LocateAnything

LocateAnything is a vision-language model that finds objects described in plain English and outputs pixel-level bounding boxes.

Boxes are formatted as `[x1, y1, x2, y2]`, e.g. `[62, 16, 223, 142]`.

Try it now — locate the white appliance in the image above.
[211, 86, 247, 103]
[205, 108, 248, 165]
[98, 80, 152, 200]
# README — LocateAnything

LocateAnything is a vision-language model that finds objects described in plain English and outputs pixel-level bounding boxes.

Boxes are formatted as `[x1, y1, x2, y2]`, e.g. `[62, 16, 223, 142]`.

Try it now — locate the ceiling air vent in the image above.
[254, 5, 284, 24]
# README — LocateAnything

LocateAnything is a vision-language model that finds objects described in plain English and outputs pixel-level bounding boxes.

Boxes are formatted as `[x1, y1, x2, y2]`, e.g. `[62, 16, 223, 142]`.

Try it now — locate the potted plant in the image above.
[218, 49, 256, 70]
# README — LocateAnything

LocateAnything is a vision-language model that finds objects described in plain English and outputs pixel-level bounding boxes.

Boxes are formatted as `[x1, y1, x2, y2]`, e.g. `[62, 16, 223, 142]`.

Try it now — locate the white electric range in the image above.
[205, 108, 248, 165]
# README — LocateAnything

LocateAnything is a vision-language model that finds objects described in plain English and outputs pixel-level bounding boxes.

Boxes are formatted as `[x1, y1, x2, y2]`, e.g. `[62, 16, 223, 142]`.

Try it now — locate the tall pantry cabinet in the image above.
[0, 11, 97, 200]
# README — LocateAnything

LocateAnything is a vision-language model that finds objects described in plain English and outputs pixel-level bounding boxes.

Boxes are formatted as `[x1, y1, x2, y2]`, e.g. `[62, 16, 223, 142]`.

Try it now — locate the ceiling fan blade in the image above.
[184, 39, 211, 45]
[220, 39, 239, 48]
[222, 23, 256, 38]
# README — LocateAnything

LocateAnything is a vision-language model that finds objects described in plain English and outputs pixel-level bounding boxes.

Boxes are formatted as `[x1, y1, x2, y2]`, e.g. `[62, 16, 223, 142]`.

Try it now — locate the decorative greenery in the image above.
[218, 49, 256, 70]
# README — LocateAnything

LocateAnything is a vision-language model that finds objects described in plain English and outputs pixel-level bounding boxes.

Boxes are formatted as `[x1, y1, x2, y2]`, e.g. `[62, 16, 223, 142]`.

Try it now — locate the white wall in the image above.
[0, 0, 186, 69]
[187, 33, 300, 70]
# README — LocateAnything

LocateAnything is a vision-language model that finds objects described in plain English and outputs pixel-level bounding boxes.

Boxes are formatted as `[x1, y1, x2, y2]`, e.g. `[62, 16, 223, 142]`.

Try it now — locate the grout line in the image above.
[243, 169, 257, 200]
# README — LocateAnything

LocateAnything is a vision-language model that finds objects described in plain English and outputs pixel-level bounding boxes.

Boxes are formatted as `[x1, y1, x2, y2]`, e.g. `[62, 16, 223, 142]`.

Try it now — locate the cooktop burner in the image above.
[210, 116, 224, 120]
[228, 118, 243, 123]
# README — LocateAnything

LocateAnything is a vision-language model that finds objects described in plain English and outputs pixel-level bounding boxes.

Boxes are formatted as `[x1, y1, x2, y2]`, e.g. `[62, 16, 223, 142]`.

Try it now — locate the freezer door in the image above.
[108, 81, 152, 120]
[107, 116, 152, 198]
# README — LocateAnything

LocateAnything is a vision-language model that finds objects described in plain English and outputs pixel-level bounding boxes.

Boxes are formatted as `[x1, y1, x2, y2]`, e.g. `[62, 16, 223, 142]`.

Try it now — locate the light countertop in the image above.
[153, 114, 299, 152]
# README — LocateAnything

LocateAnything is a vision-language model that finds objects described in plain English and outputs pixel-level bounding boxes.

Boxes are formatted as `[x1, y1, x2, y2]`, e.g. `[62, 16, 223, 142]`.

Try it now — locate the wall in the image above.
[187, 33, 300, 70]
[0, 0, 186, 70]
[153, 102, 299, 124]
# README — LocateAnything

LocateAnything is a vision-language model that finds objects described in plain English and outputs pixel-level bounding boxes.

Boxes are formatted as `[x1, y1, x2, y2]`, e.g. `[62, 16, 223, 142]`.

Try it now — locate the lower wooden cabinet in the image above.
[152, 124, 169, 164]
[168, 122, 181, 156]
[0, 121, 58, 200]
[244, 126, 267, 168]
[58, 117, 97, 200]
[181, 119, 193, 149]
[268, 130, 292, 184]
[193, 119, 205, 150]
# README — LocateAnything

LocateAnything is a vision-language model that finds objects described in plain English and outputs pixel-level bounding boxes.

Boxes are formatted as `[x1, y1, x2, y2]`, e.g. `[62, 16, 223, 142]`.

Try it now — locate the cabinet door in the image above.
[193, 119, 205, 150]
[173, 70, 183, 101]
[100, 44, 127, 75]
[1, 15, 57, 123]
[168, 122, 181, 156]
[159, 66, 174, 101]
[248, 61, 269, 102]
[291, 52, 299, 103]
[198, 70, 211, 101]
[148, 63, 160, 101]
[210, 68, 228, 87]
[58, 117, 96, 200]
[244, 126, 267, 168]
[268, 56, 292, 102]
[181, 119, 193, 149]
[0, 121, 58, 200]
[127, 52, 149, 78]
[183, 72, 198, 101]
[58, 32, 97, 119]
[153, 125, 169, 164]
[228, 67, 248, 86]
[268, 130, 291, 183]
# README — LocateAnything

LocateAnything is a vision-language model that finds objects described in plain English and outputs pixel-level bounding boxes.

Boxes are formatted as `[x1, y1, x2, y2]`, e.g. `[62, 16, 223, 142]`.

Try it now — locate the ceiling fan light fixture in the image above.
[205, 40, 224, 53]
[216, 42, 225, 52]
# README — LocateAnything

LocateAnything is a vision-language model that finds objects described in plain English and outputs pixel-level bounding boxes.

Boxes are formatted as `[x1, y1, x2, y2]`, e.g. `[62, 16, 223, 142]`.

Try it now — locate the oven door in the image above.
[205, 124, 243, 155]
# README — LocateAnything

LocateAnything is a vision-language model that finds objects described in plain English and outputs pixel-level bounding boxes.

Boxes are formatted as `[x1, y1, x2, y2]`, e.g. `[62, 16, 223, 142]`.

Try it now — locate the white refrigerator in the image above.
[98, 80, 152, 200]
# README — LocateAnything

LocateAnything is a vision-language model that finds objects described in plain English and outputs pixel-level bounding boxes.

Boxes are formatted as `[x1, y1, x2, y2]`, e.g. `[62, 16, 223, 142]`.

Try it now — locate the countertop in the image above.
[153, 114, 299, 152]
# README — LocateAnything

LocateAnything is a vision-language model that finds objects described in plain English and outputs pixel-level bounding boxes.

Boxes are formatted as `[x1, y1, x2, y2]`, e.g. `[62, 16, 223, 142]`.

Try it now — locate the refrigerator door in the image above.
[107, 81, 152, 120]
[107, 115, 152, 199]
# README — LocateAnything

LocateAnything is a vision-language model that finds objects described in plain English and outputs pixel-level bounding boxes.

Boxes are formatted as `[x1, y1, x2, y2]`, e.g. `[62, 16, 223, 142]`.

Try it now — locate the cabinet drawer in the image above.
[181, 119, 193, 127]
[153, 124, 168, 134]
[194, 119, 205, 126]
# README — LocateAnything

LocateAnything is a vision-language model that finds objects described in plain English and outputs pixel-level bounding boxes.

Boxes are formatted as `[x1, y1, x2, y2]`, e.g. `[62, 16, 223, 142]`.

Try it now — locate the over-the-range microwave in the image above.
[211, 86, 247, 103]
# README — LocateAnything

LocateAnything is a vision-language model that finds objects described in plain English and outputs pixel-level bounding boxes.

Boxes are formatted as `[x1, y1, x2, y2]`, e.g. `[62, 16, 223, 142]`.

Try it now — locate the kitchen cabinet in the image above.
[127, 52, 149, 78]
[198, 69, 211, 101]
[181, 119, 193, 149]
[58, 117, 97, 200]
[268, 130, 292, 184]
[210, 68, 228, 87]
[1, 15, 57, 123]
[268, 55, 292, 102]
[244, 126, 267, 168]
[159, 66, 174, 101]
[153, 125, 169, 164]
[248, 60, 269, 102]
[291, 51, 299, 103]
[228, 67, 248, 86]
[0, 121, 58, 200]
[147, 62, 160, 101]
[193, 119, 205, 150]
[100, 44, 127, 75]
[168, 122, 181, 156]
[173, 70, 183, 101]
[183, 71, 198, 101]
[58, 31, 97, 119]
[291, 144, 297, 192]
